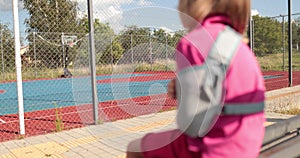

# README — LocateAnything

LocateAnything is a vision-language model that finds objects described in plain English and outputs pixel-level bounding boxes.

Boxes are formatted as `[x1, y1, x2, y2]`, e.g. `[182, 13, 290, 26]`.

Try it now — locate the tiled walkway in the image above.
[0, 111, 294, 158]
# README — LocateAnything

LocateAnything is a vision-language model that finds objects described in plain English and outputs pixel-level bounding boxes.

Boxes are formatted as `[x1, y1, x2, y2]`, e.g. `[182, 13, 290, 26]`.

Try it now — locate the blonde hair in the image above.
[178, 0, 250, 33]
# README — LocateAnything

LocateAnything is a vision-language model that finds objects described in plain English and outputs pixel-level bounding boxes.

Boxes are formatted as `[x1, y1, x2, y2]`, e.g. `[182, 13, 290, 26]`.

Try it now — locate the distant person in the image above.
[126, 0, 265, 157]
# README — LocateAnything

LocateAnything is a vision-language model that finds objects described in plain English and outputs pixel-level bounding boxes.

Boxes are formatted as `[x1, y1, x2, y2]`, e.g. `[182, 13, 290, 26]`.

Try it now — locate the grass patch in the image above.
[97, 119, 104, 125]
[2, 52, 300, 82]
[257, 52, 300, 71]
[53, 102, 64, 132]
[18, 135, 25, 140]
[0, 60, 176, 82]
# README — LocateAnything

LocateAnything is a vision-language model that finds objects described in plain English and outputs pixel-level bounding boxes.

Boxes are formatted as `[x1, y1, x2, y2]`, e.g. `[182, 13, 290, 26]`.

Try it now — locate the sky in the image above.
[0, 0, 299, 39]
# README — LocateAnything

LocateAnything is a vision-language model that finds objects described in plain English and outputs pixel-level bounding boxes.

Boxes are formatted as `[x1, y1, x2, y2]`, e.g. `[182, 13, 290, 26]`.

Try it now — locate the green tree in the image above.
[108, 26, 151, 64]
[76, 16, 115, 65]
[99, 40, 124, 65]
[116, 27, 185, 64]
[78, 17, 114, 35]
[252, 15, 282, 56]
[0, 23, 15, 70]
[22, 0, 78, 33]
[292, 19, 300, 52]
[152, 28, 184, 61]
[169, 30, 185, 48]
[22, 0, 81, 68]
[153, 29, 170, 42]
[151, 29, 170, 56]
[119, 26, 151, 50]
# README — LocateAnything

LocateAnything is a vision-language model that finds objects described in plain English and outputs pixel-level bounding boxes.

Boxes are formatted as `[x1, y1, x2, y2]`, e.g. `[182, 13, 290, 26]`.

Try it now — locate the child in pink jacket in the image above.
[127, 0, 265, 157]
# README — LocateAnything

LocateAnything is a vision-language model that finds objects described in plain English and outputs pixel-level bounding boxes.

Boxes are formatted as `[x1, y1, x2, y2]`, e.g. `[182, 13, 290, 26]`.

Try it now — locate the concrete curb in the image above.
[266, 85, 300, 112]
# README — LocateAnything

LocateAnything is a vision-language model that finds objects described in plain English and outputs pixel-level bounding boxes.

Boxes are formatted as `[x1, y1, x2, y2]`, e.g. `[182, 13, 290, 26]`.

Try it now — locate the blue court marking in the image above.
[0, 74, 284, 115]
[264, 75, 283, 80]
[0, 74, 168, 115]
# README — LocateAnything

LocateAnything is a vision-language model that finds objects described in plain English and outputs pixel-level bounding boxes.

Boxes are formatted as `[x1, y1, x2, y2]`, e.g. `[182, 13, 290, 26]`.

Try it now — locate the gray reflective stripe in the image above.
[222, 102, 265, 115]
[207, 26, 242, 71]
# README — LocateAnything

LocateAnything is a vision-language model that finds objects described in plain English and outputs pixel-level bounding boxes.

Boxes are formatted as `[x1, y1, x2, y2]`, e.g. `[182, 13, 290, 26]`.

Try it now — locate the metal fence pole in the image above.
[0, 28, 4, 80]
[165, 33, 168, 71]
[252, 20, 255, 54]
[13, 0, 25, 135]
[131, 34, 134, 69]
[288, 0, 293, 87]
[33, 32, 37, 78]
[61, 32, 65, 69]
[248, 15, 253, 51]
[110, 36, 113, 68]
[87, 0, 99, 125]
[281, 15, 286, 71]
[149, 32, 153, 70]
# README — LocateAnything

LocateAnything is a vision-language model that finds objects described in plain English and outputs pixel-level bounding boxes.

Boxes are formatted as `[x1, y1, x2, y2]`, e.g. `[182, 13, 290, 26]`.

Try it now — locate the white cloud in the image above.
[251, 9, 260, 16]
[75, 0, 133, 12]
[75, 0, 136, 32]
[96, 6, 124, 32]
[75, 1, 173, 33]
[96, 5, 123, 22]
[75, 0, 158, 32]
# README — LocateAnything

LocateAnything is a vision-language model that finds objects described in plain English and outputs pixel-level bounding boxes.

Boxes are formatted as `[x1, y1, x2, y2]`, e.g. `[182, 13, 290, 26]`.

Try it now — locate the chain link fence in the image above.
[0, 0, 183, 141]
[0, 0, 299, 142]
[251, 13, 300, 91]
[0, 21, 19, 141]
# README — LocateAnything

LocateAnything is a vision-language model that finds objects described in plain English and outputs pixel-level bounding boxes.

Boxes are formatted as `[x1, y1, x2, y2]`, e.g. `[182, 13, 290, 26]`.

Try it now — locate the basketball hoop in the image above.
[62, 35, 77, 47]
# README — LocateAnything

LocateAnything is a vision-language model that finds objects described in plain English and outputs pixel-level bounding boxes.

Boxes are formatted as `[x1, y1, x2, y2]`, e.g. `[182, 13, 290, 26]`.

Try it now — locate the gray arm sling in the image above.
[176, 26, 242, 138]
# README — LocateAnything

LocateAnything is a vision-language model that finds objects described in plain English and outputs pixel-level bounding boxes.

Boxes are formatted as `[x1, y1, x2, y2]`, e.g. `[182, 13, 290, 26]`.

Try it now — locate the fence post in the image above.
[110, 36, 113, 68]
[165, 33, 168, 71]
[131, 34, 134, 69]
[0, 28, 4, 80]
[149, 32, 153, 70]
[281, 15, 286, 71]
[288, 0, 293, 87]
[33, 32, 37, 78]
[252, 20, 255, 54]
[61, 32, 65, 69]
[87, 0, 99, 125]
[13, 0, 25, 135]
[248, 15, 253, 51]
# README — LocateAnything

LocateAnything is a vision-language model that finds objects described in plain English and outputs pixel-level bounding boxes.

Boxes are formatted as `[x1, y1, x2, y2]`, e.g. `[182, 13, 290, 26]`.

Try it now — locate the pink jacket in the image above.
[176, 15, 265, 158]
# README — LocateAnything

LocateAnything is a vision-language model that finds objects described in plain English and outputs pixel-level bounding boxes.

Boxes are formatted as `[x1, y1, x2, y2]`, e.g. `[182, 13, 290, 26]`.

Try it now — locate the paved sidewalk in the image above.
[0, 111, 294, 158]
